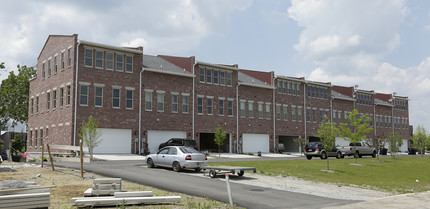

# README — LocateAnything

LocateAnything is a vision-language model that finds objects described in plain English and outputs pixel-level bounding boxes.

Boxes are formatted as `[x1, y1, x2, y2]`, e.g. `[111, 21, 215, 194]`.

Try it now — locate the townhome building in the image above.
[27, 34, 411, 155]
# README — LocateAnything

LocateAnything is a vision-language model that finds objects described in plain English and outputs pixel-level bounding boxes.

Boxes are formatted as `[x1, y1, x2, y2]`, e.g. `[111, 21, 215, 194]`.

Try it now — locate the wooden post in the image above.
[41, 144, 44, 168]
[46, 144, 55, 171]
[80, 140, 84, 179]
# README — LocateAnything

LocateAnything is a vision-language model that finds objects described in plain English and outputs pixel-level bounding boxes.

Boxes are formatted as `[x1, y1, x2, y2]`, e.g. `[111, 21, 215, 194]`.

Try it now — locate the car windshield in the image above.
[179, 147, 199, 153]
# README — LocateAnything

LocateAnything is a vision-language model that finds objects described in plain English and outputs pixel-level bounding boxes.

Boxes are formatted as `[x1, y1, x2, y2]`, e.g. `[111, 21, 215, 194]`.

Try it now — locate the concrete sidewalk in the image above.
[324, 191, 430, 209]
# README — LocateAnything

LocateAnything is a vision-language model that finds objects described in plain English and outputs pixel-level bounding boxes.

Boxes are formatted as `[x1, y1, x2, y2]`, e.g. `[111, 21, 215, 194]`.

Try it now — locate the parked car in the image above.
[304, 142, 344, 160]
[158, 138, 198, 151]
[146, 146, 207, 172]
[0, 151, 7, 161]
[337, 142, 377, 158]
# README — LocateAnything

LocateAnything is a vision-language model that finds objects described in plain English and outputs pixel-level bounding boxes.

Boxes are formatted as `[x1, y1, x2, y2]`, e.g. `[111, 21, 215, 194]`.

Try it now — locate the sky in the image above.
[1, 0, 430, 132]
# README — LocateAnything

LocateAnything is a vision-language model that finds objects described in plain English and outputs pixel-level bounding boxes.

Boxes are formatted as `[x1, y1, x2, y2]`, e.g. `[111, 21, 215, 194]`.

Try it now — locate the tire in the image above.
[209, 170, 217, 178]
[195, 167, 202, 172]
[306, 155, 312, 160]
[172, 161, 182, 172]
[372, 150, 377, 158]
[320, 151, 327, 159]
[336, 152, 342, 159]
[147, 158, 155, 168]
[238, 170, 245, 176]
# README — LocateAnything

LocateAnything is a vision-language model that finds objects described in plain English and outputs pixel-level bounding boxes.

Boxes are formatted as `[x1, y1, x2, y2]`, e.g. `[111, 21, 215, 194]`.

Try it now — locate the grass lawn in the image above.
[210, 156, 430, 194]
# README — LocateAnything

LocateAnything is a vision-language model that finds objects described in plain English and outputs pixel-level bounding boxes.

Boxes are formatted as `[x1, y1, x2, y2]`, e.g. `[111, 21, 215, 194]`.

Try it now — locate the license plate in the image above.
[197, 163, 202, 166]
[308, 149, 312, 151]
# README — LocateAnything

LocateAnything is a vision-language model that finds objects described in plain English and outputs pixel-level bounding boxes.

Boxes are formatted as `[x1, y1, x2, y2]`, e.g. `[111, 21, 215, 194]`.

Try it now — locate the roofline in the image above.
[239, 82, 275, 89]
[143, 67, 195, 78]
[305, 80, 332, 87]
[356, 89, 375, 95]
[332, 96, 355, 102]
[79, 40, 143, 54]
[276, 75, 306, 83]
[196, 61, 239, 71]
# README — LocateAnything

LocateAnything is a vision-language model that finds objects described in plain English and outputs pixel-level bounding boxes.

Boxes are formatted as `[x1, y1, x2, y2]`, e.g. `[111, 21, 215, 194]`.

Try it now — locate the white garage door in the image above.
[94, 129, 131, 154]
[400, 139, 408, 153]
[147, 130, 187, 154]
[243, 134, 270, 153]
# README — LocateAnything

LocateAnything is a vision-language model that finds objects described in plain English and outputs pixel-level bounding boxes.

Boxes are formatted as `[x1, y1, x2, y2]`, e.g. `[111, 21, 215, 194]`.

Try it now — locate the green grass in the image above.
[210, 157, 430, 194]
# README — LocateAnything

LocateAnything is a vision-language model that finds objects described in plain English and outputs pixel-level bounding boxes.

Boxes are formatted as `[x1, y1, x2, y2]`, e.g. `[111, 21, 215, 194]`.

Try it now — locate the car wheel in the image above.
[195, 167, 202, 172]
[320, 151, 327, 159]
[336, 152, 342, 159]
[238, 170, 245, 176]
[147, 158, 155, 168]
[172, 161, 182, 172]
[209, 170, 217, 178]
[372, 150, 377, 158]
[306, 155, 312, 160]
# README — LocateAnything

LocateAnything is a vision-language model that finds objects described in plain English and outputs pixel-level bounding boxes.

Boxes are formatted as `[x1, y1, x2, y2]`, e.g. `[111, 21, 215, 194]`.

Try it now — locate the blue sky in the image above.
[1, 0, 430, 132]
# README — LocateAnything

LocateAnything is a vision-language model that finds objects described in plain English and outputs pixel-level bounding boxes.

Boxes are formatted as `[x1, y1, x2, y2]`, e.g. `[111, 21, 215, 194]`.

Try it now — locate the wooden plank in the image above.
[73, 196, 181, 206]
[49, 144, 89, 152]
[93, 178, 122, 184]
[0, 186, 55, 194]
[114, 191, 153, 198]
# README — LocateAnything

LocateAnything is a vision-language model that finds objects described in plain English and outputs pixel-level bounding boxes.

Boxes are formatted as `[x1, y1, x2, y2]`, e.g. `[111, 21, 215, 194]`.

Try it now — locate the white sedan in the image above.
[146, 146, 208, 172]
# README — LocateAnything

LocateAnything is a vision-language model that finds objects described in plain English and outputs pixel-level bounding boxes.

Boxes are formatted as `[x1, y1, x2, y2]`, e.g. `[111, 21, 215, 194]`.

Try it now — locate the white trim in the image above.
[125, 86, 135, 91]
[94, 83, 105, 87]
[156, 90, 166, 93]
[79, 82, 90, 86]
[79, 40, 143, 54]
[171, 92, 179, 95]
[182, 93, 190, 96]
[144, 89, 154, 92]
[207, 96, 214, 99]
[112, 85, 122, 89]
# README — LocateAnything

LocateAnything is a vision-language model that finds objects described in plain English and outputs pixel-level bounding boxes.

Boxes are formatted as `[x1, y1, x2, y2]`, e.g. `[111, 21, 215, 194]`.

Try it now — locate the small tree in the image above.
[365, 133, 387, 161]
[339, 109, 373, 164]
[293, 137, 308, 156]
[387, 132, 403, 157]
[412, 125, 428, 156]
[213, 124, 226, 157]
[10, 134, 25, 155]
[78, 116, 102, 161]
[316, 116, 340, 171]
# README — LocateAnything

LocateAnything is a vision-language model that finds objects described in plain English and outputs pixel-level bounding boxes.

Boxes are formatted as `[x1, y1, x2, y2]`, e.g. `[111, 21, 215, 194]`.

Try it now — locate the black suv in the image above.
[158, 138, 198, 151]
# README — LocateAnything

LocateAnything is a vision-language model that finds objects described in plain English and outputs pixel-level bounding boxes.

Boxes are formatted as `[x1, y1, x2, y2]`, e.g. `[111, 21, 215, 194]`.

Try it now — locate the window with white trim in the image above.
[125, 55, 133, 72]
[126, 89, 133, 109]
[298, 107, 303, 122]
[34, 130, 38, 148]
[145, 91, 152, 111]
[258, 103, 263, 119]
[40, 129, 43, 147]
[227, 100, 233, 116]
[42, 62, 46, 79]
[85, 49, 93, 67]
[54, 55, 58, 74]
[68, 48, 72, 67]
[207, 98, 213, 115]
[265, 104, 270, 119]
[106, 52, 114, 70]
[213, 70, 219, 84]
[248, 101, 253, 118]
[219, 99, 224, 115]
[197, 97, 203, 114]
[283, 105, 288, 121]
[46, 92, 50, 111]
[206, 69, 212, 84]
[29, 131, 32, 147]
[226, 72, 232, 86]
[240, 101, 245, 118]
[312, 109, 317, 122]
[60, 87, 64, 108]
[220, 71, 225, 85]
[31, 98, 34, 114]
[95, 86, 103, 107]
[61, 51, 65, 70]
[182, 95, 189, 113]
[66, 85, 71, 106]
[36, 96, 39, 113]
[157, 92, 164, 112]
[95, 50, 104, 69]
[48, 59, 52, 77]
[79, 85, 88, 106]
[276, 104, 281, 120]
[53, 90, 57, 109]
[199, 68, 205, 83]
[112, 88, 120, 108]
[171, 94, 178, 113]
[292, 106, 296, 121]
[116, 54, 123, 71]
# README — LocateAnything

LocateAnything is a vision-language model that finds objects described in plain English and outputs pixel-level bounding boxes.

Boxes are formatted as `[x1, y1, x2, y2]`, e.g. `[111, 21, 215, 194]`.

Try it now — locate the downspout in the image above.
[236, 83, 240, 153]
[139, 68, 145, 154]
[373, 104, 377, 137]
[192, 60, 196, 140]
[303, 82, 307, 140]
[73, 40, 80, 146]
[330, 96, 334, 124]
[272, 76, 276, 152]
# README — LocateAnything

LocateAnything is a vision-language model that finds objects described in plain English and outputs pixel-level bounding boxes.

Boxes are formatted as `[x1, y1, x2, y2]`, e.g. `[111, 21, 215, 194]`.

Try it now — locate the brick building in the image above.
[27, 34, 411, 154]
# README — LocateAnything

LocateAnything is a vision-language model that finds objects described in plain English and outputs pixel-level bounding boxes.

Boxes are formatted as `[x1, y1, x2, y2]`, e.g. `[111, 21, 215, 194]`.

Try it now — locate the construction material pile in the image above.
[0, 180, 50, 209]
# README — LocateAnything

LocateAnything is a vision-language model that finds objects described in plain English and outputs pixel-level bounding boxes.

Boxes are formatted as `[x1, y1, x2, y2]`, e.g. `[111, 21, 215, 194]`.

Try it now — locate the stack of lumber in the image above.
[84, 178, 122, 196]
[72, 178, 181, 207]
[0, 180, 51, 209]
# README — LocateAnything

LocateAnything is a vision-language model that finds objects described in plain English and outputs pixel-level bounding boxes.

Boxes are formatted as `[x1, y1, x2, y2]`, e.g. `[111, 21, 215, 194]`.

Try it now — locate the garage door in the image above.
[94, 129, 131, 154]
[147, 130, 186, 154]
[399, 139, 408, 153]
[242, 134, 270, 153]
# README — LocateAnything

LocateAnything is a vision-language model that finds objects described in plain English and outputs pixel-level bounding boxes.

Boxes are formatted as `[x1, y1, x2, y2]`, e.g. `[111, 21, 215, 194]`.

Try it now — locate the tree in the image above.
[365, 133, 387, 161]
[213, 124, 226, 157]
[0, 64, 36, 127]
[10, 134, 25, 155]
[78, 116, 102, 161]
[316, 116, 340, 171]
[387, 132, 403, 157]
[339, 109, 373, 164]
[412, 125, 428, 157]
[293, 137, 308, 156]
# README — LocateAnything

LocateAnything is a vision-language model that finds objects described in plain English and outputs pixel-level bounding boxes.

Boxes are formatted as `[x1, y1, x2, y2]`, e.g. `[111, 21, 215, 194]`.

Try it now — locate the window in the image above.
[306, 109, 311, 122]
[157, 92, 164, 112]
[61, 52, 65, 70]
[265, 104, 270, 119]
[298, 107, 303, 122]
[219, 99, 224, 115]
[36, 97, 39, 113]
[53, 90, 57, 109]
[54, 55, 58, 74]
[312, 109, 316, 122]
[42, 62, 45, 79]
[220, 71, 225, 85]
[126, 89, 133, 109]
[106, 52, 114, 70]
[316, 87, 319, 98]
[31, 98, 34, 114]
[258, 103, 263, 119]
[227, 100, 233, 116]
[276, 104, 281, 120]
[29, 131, 32, 147]
[338, 111, 341, 123]
[85, 49, 93, 67]
[68, 48, 72, 67]
[292, 83, 296, 95]
[283, 105, 288, 121]
[206, 69, 212, 84]
[182, 95, 189, 113]
[240, 101, 245, 118]
[35, 130, 38, 148]
[283, 81, 287, 94]
[48, 59, 51, 77]
[288, 82, 292, 94]
[125, 55, 133, 72]
[199, 68, 205, 83]
[376, 115, 379, 127]
[116, 54, 123, 71]
[248, 102, 253, 118]
[95, 50, 104, 69]
[226, 72, 232, 86]
[145, 91, 152, 111]
[197, 97, 203, 114]
[277, 81, 282, 93]
[79, 85, 88, 106]
[292, 106, 296, 121]
[40, 129, 43, 147]
[66, 85, 71, 106]
[320, 110, 324, 122]
[307, 86, 311, 97]
[207, 98, 213, 115]
[297, 83, 301, 96]
[113, 88, 120, 108]
[213, 70, 219, 84]
[46, 128, 49, 141]
[60, 87, 64, 107]
[47, 92, 50, 111]
[95, 86, 103, 107]
[171, 94, 178, 112]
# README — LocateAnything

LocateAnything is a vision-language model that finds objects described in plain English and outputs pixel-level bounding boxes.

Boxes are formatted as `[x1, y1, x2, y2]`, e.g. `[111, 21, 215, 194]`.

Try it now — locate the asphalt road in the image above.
[56, 159, 358, 209]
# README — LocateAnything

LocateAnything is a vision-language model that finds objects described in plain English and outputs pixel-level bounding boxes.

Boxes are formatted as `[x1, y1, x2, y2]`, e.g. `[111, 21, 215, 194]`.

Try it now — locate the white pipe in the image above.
[236, 83, 240, 153]
[192, 59, 196, 141]
[303, 82, 307, 140]
[225, 174, 234, 207]
[272, 76, 276, 152]
[73, 40, 80, 146]
[139, 68, 145, 154]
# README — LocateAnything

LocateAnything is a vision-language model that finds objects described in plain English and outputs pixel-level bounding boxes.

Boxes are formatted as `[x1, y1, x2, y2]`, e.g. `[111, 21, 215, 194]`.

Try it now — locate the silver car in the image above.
[146, 146, 207, 172]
